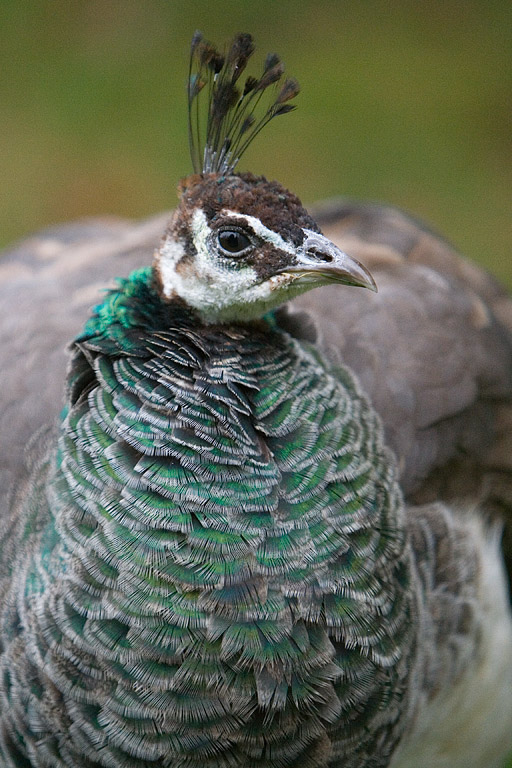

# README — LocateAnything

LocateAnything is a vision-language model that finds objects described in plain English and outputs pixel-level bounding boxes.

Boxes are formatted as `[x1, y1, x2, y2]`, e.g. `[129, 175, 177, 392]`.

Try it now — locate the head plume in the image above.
[188, 31, 300, 176]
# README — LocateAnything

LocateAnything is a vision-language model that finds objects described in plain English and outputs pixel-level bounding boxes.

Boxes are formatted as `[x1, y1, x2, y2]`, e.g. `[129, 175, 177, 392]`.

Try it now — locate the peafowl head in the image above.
[154, 31, 376, 324]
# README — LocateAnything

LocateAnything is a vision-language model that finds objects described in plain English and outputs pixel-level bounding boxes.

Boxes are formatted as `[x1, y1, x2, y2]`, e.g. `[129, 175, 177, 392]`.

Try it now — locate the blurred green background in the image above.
[0, 0, 511, 287]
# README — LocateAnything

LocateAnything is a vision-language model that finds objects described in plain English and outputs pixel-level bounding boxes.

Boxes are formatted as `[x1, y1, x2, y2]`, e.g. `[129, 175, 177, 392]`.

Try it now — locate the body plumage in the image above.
[0, 31, 511, 768]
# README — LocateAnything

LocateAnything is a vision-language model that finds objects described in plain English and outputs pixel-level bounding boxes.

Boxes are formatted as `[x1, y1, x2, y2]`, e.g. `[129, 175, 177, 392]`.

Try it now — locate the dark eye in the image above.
[218, 229, 252, 255]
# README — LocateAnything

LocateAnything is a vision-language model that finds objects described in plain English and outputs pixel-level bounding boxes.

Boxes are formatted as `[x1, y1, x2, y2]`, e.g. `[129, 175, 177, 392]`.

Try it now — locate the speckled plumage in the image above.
[1, 30, 512, 768]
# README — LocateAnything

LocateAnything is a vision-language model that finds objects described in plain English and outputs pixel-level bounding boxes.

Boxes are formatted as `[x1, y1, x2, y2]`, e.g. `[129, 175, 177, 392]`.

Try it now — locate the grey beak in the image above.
[279, 229, 377, 292]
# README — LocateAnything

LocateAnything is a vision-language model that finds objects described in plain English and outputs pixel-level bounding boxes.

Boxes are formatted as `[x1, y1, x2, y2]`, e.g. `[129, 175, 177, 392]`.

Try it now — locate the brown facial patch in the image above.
[253, 242, 296, 280]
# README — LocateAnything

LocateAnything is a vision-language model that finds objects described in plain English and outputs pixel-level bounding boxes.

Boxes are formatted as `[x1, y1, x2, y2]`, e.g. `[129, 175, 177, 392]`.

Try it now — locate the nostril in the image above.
[308, 247, 334, 263]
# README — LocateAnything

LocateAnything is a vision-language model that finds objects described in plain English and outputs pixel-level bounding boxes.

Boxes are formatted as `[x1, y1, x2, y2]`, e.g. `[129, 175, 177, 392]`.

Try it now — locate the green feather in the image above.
[1, 267, 414, 767]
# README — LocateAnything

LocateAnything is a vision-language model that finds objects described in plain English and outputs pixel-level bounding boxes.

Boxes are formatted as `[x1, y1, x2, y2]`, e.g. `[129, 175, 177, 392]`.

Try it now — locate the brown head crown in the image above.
[188, 31, 300, 176]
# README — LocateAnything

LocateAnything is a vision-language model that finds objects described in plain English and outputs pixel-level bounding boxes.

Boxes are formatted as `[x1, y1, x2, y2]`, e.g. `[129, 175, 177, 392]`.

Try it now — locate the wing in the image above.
[0, 213, 167, 500]
[291, 200, 512, 581]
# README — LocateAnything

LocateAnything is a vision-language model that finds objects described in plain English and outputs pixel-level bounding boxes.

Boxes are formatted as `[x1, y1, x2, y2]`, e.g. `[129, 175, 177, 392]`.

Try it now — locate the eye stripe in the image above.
[221, 210, 296, 255]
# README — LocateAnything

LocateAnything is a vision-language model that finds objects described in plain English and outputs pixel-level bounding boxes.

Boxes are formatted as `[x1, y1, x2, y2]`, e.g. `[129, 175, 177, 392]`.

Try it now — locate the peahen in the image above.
[0, 31, 511, 768]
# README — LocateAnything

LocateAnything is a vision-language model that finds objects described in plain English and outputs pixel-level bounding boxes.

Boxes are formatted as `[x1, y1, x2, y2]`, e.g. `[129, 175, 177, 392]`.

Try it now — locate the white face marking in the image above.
[155, 207, 305, 324]
[157, 237, 186, 298]
[222, 210, 296, 255]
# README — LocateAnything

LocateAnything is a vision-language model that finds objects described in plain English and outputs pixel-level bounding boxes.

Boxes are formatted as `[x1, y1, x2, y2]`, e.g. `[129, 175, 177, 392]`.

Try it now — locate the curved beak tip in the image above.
[325, 243, 377, 293]
[363, 270, 378, 293]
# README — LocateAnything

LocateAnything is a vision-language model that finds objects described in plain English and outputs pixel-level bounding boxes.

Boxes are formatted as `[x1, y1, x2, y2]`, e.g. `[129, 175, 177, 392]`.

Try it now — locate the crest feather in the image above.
[187, 31, 300, 175]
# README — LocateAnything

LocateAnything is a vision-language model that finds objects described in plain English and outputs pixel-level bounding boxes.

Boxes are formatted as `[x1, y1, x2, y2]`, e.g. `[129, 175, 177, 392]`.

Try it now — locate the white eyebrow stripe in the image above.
[222, 209, 296, 255]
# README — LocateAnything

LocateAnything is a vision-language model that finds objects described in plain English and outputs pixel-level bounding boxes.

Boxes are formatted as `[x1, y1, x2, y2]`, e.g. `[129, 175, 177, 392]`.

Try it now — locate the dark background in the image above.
[1, 0, 511, 286]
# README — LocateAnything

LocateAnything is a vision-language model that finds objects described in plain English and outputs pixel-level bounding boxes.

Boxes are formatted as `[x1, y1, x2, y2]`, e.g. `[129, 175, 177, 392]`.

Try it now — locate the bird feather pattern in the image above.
[0, 31, 511, 768]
